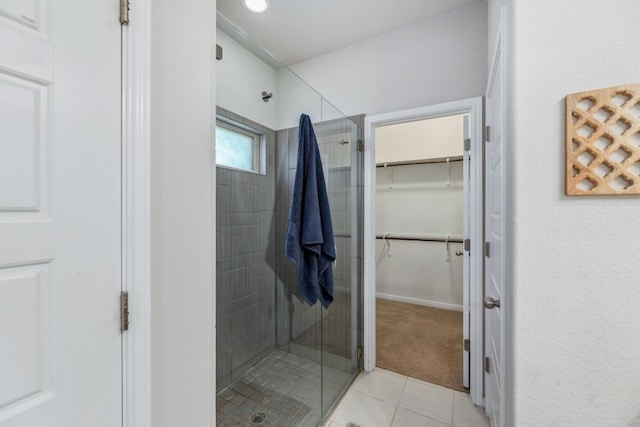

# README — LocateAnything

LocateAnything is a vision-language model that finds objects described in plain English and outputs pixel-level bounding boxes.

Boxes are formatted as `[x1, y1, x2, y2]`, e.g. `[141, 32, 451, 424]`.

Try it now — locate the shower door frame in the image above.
[363, 97, 484, 406]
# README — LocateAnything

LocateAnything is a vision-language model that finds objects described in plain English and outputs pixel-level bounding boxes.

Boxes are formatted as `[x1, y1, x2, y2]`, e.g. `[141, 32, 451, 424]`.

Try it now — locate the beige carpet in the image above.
[376, 298, 467, 392]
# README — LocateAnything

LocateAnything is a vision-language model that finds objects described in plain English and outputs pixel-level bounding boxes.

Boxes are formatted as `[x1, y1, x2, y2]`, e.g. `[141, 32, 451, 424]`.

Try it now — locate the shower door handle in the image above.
[483, 296, 500, 309]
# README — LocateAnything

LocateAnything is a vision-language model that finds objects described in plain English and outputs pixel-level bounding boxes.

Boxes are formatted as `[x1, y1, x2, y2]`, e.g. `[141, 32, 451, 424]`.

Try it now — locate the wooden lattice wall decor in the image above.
[566, 82, 640, 195]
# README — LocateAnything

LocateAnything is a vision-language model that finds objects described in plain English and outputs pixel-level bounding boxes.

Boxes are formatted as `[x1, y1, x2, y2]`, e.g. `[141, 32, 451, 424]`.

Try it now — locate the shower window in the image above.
[215, 117, 264, 174]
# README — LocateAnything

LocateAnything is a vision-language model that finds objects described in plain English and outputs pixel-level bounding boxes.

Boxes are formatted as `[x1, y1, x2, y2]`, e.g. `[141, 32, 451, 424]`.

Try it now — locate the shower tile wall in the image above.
[216, 107, 277, 391]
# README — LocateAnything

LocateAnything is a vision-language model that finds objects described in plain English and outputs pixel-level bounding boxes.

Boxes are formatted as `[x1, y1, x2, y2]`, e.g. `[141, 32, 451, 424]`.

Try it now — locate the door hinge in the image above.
[357, 139, 365, 152]
[464, 238, 470, 252]
[485, 356, 491, 373]
[357, 345, 363, 360]
[216, 44, 223, 60]
[463, 339, 470, 352]
[119, 0, 130, 25]
[485, 126, 491, 142]
[464, 138, 471, 152]
[120, 291, 130, 332]
[484, 241, 491, 258]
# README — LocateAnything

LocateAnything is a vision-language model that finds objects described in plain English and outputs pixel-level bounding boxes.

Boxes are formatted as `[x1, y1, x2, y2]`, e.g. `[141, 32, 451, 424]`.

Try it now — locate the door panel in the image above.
[0, 0, 122, 425]
[0, 263, 52, 411]
[0, 0, 38, 26]
[0, 1, 55, 419]
[462, 115, 470, 389]
[0, 77, 45, 210]
[485, 36, 505, 427]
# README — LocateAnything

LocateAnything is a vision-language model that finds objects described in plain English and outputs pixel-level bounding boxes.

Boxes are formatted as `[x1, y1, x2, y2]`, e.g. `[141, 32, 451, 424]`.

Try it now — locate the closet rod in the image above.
[376, 234, 463, 244]
[376, 155, 463, 168]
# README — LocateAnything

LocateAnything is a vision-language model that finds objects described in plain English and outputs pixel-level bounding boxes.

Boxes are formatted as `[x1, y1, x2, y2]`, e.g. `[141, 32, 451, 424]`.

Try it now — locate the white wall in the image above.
[216, 29, 278, 130]
[151, 1, 214, 426]
[376, 114, 465, 163]
[376, 163, 464, 309]
[275, 67, 323, 130]
[215, 28, 345, 132]
[289, 1, 487, 117]
[495, 0, 640, 425]
[275, 68, 348, 130]
[375, 115, 464, 309]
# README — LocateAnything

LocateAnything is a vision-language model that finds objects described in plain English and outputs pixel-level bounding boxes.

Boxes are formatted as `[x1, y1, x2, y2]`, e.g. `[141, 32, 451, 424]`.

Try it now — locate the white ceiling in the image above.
[217, 0, 482, 65]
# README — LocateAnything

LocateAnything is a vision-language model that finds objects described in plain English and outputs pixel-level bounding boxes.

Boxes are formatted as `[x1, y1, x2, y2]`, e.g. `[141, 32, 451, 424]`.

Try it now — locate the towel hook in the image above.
[261, 91, 273, 102]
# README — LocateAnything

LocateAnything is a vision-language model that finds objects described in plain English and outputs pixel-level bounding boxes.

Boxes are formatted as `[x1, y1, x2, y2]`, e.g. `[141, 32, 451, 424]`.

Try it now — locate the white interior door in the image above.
[462, 115, 470, 389]
[484, 27, 506, 427]
[0, 1, 122, 425]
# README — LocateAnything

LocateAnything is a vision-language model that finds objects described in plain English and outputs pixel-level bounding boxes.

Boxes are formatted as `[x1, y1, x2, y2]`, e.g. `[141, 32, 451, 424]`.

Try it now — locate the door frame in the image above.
[122, 1, 152, 426]
[363, 97, 484, 405]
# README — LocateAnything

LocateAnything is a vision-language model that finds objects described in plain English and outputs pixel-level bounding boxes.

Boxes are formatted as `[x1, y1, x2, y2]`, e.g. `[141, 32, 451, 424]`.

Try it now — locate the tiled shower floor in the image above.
[216, 350, 355, 427]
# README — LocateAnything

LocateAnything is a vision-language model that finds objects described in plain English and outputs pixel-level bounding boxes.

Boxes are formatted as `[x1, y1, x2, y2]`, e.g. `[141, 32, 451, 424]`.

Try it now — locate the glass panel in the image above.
[215, 124, 256, 172]
[215, 11, 362, 427]
[319, 99, 361, 422]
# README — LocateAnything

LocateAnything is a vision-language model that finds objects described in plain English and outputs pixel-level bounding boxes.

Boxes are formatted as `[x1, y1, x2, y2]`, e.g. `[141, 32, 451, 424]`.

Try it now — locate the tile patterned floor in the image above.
[216, 350, 355, 427]
[324, 368, 489, 427]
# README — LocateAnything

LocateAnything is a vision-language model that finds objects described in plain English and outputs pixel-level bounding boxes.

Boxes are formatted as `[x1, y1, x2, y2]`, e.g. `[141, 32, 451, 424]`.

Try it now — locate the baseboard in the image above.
[376, 293, 463, 312]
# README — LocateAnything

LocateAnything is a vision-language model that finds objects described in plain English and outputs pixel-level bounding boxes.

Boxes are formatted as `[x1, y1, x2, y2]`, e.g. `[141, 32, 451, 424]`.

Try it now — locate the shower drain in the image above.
[250, 411, 266, 424]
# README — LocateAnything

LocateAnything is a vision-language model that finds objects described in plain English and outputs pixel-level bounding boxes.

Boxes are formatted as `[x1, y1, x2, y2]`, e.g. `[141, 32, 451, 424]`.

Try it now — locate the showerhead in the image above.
[261, 91, 273, 102]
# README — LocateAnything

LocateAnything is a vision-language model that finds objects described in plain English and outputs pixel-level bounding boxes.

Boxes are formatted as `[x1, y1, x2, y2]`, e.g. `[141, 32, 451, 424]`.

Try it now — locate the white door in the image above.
[462, 115, 470, 389]
[0, 1, 122, 425]
[484, 29, 506, 427]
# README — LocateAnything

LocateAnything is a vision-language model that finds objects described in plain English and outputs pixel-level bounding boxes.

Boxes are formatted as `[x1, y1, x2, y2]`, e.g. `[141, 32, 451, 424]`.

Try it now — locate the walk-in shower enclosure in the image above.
[215, 14, 363, 427]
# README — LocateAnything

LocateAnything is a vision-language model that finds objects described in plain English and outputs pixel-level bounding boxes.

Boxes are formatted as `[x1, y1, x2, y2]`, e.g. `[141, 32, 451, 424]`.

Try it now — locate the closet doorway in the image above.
[363, 98, 484, 405]
[376, 113, 467, 392]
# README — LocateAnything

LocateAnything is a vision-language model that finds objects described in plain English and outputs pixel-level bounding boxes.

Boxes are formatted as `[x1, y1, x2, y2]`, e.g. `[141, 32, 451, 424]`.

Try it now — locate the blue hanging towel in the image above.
[285, 114, 336, 308]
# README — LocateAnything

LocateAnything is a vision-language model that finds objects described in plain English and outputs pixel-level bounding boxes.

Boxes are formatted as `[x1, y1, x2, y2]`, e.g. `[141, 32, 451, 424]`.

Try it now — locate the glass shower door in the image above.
[317, 99, 362, 421]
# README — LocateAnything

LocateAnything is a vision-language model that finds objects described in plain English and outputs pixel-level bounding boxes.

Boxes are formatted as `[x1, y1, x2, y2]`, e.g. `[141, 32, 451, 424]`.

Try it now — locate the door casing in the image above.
[121, 0, 152, 425]
[363, 97, 485, 405]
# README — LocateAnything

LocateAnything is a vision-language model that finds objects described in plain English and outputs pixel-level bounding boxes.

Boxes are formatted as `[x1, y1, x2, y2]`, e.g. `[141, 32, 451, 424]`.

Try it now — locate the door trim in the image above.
[363, 97, 484, 405]
[122, 1, 152, 426]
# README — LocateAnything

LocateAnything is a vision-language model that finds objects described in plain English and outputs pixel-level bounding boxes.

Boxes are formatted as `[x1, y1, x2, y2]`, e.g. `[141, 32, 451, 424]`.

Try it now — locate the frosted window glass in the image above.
[216, 125, 256, 172]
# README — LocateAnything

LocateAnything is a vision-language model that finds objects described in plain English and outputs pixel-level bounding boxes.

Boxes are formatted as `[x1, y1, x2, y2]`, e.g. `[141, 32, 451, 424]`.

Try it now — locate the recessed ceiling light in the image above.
[242, 0, 269, 13]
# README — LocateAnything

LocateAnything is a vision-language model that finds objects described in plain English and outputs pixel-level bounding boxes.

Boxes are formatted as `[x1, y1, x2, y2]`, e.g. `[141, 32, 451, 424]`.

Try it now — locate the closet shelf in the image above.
[376, 233, 463, 244]
[376, 155, 463, 168]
